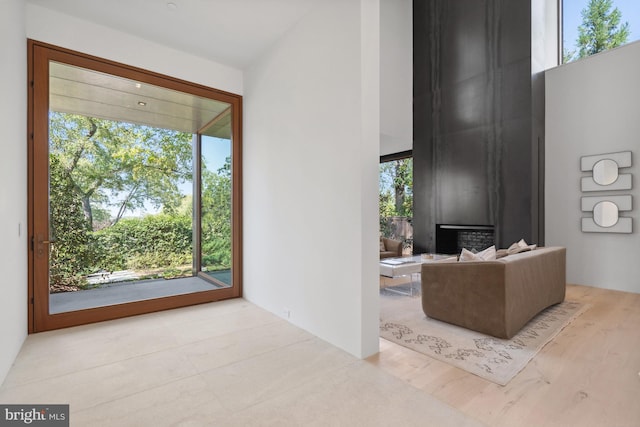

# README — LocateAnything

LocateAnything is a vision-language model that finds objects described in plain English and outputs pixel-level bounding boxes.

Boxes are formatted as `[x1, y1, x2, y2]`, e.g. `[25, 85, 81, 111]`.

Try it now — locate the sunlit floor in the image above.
[50, 276, 223, 314]
[4, 284, 638, 426]
[0, 299, 482, 426]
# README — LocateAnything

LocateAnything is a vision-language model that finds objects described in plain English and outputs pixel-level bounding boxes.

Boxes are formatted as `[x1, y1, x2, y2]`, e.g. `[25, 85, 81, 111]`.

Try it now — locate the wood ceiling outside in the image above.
[49, 61, 231, 138]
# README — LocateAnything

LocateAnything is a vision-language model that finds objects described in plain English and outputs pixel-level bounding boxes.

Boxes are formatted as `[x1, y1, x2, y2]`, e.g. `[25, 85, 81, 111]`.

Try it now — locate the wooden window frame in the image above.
[27, 40, 243, 332]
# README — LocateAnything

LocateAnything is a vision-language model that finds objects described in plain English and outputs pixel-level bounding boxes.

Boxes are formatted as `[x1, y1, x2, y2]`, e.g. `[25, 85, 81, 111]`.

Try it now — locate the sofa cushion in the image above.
[459, 245, 496, 261]
[506, 238, 537, 255]
[496, 249, 509, 258]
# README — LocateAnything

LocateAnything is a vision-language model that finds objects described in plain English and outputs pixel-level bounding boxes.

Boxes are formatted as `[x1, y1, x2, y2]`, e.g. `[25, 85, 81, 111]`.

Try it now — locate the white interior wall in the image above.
[380, 0, 412, 156]
[0, 0, 28, 385]
[25, 4, 243, 95]
[359, 0, 381, 358]
[545, 41, 640, 293]
[0, 4, 243, 386]
[0, 1, 380, 386]
[243, 0, 380, 358]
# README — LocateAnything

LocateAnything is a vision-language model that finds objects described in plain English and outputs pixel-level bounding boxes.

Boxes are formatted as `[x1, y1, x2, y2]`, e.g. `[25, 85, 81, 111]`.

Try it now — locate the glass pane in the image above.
[379, 158, 413, 255]
[47, 60, 228, 313]
[562, 0, 639, 64]
[200, 130, 232, 287]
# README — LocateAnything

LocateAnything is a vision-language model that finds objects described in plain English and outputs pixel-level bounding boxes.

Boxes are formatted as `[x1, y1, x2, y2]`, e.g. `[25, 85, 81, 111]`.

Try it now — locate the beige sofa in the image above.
[421, 247, 566, 339]
[380, 237, 403, 259]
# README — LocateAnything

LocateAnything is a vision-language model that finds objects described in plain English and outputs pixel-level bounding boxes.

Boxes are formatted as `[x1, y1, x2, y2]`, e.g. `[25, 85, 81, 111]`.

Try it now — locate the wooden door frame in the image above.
[27, 40, 243, 333]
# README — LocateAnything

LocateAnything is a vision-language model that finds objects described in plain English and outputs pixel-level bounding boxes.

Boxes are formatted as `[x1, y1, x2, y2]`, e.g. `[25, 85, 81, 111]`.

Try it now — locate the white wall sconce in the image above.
[580, 151, 633, 233]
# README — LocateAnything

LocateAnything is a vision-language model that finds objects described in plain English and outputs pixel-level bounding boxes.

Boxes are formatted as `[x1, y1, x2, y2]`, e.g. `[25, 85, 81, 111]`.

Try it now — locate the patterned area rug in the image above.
[380, 294, 589, 385]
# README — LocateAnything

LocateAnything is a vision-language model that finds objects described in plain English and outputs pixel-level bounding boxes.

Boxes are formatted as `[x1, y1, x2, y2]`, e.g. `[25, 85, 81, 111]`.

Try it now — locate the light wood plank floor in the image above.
[1, 284, 638, 426]
[0, 299, 482, 426]
[368, 284, 640, 427]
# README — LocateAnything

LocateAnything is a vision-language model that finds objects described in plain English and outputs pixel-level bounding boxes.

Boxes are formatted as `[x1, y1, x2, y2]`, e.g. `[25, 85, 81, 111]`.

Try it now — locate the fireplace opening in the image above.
[435, 224, 495, 255]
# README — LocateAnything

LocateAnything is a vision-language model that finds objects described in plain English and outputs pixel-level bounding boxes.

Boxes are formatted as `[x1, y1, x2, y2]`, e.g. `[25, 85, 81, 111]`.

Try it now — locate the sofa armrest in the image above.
[502, 247, 566, 334]
[421, 260, 509, 337]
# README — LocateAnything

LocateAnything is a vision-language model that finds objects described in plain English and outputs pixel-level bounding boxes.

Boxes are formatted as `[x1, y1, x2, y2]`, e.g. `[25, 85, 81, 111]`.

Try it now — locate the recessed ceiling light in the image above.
[135, 83, 141, 89]
[137, 101, 147, 106]
[166, 2, 177, 11]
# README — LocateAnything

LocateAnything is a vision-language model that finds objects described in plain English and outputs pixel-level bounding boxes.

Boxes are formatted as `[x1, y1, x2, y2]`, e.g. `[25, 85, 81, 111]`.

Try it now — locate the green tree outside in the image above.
[379, 158, 413, 242]
[201, 157, 232, 272]
[92, 213, 193, 275]
[47, 113, 233, 291]
[49, 156, 96, 291]
[565, 0, 630, 63]
[379, 158, 413, 218]
[49, 112, 193, 230]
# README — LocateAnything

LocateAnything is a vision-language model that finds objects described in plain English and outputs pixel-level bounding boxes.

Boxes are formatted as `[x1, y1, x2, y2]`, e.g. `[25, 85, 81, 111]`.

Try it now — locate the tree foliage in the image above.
[47, 113, 234, 288]
[92, 214, 193, 273]
[568, 0, 630, 62]
[49, 156, 95, 290]
[379, 158, 413, 218]
[379, 158, 413, 240]
[49, 112, 193, 229]
[201, 157, 232, 270]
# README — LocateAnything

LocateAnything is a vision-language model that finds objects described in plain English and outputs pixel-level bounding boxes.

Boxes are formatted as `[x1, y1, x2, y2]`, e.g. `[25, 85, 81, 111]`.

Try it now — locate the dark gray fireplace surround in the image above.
[435, 224, 495, 255]
[412, 0, 547, 253]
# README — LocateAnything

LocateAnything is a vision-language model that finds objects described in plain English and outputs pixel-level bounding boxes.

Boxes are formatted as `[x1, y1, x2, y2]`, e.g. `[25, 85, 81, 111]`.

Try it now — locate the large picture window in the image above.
[28, 41, 242, 332]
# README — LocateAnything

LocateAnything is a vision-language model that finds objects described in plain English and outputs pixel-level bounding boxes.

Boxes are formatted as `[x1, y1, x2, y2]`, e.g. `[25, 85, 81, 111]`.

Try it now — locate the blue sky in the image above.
[175, 135, 230, 198]
[563, 0, 640, 52]
[202, 135, 231, 175]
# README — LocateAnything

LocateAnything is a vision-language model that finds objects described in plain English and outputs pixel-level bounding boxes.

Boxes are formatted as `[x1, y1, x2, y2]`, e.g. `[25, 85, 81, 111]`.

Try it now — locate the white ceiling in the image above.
[26, 0, 320, 69]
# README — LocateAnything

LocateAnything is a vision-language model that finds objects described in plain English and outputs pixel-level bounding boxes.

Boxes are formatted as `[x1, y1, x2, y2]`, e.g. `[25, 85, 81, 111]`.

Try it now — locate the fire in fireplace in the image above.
[435, 224, 495, 255]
